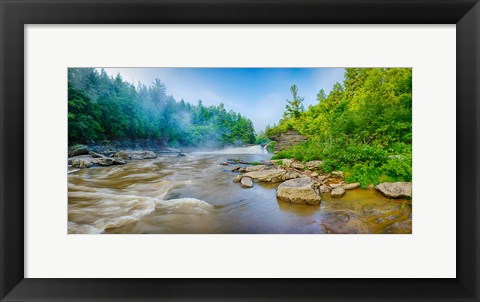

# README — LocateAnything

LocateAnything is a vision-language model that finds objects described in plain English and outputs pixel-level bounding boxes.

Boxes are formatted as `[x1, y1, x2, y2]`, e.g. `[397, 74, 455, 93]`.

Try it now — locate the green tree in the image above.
[284, 84, 304, 119]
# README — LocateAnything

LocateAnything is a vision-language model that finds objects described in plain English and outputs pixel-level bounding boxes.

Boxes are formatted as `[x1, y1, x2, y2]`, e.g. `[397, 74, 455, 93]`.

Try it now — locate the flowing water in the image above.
[68, 145, 412, 234]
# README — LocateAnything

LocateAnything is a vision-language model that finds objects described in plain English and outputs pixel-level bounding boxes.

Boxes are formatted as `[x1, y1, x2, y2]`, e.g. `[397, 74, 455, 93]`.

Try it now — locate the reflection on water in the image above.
[68, 148, 412, 234]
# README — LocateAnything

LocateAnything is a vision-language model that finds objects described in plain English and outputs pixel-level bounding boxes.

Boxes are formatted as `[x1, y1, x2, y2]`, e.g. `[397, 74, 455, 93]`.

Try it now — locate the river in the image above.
[68, 145, 412, 234]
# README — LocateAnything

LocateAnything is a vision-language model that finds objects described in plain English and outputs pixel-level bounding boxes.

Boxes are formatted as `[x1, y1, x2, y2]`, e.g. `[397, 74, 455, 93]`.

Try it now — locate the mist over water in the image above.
[68, 146, 411, 234]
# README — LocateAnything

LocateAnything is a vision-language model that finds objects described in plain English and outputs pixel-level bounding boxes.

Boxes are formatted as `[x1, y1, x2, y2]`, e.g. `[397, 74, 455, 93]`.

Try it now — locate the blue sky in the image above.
[102, 68, 345, 132]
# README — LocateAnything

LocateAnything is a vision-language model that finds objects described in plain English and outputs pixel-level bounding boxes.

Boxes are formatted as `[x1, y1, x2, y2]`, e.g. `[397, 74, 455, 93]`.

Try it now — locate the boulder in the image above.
[71, 156, 95, 169]
[311, 172, 319, 177]
[240, 177, 254, 188]
[233, 175, 243, 183]
[68, 144, 89, 157]
[276, 178, 321, 205]
[331, 171, 344, 179]
[305, 160, 323, 170]
[319, 184, 331, 194]
[343, 182, 360, 190]
[318, 175, 329, 182]
[243, 169, 299, 183]
[231, 166, 241, 172]
[376, 182, 412, 198]
[331, 187, 346, 198]
[96, 157, 126, 166]
[114, 150, 131, 160]
[220, 162, 229, 166]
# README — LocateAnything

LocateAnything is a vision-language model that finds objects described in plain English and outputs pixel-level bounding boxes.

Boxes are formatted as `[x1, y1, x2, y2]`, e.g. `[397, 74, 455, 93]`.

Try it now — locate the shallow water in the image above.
[68, 146, 412, 234]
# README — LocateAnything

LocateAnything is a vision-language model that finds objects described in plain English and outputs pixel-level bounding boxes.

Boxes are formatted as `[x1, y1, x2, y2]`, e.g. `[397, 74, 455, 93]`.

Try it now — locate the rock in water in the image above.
[68, 144, 89, 157]
[343, 182, 360, 190]
[376, 182, 412, 198]
[243, 165, 268, 172]
[240, 177, 254, 188]
[276, 177, 321, 205]
[331, 187, 346, 198]
[243, 169, 299, 183]
[233, 175, 243, 183]
[96, 157, 126, 166]
[220, 162, 229, 166]
[114, 150, 157, 160]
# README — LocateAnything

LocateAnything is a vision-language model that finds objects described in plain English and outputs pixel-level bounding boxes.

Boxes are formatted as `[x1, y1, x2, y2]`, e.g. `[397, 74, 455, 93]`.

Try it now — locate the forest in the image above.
[266, 68, 412, 187]
[68, 68, 256, 147]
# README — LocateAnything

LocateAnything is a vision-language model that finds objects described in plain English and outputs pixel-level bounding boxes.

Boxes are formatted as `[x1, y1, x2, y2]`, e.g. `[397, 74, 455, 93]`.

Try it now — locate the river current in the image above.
[68, 146, 412, 234]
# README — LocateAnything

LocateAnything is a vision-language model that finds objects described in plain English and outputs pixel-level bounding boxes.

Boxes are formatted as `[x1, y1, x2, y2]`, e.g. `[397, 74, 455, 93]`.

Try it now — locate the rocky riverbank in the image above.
[228, 158, 412, 205]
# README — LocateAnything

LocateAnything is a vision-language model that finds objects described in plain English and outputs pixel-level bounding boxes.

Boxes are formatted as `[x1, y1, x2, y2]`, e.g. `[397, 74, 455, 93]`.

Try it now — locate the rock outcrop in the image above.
[276, 178, 321, 205]
[269, 130, 307, 152]
[376, 182, 412, 198]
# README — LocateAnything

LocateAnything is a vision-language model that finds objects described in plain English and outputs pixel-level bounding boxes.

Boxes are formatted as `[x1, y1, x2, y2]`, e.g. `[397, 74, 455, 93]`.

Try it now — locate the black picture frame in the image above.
[1, 0, 479, 301]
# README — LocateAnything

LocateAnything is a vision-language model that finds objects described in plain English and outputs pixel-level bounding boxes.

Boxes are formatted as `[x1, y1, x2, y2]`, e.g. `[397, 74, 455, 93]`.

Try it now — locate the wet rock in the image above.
[276, 177, 321, 205]
[68, 144, 89, 157]
[71, 156, 95, 169]
[177, 153, 186, 157]
[114, 150, 131, 160]
[305, 160, 323, 170]
[376, 182, 412, 198]
[331, 187, 346, 198]
[240, 177, 254, 188]
[243, 169, 299, 183]
[96, 157, 126, 166]
[233, 175, 243, 183]
[343, 182, 360, 190]
[231, 166, 241, 172]
[331, 171, 344, 179]
[220, 162, 229, 166]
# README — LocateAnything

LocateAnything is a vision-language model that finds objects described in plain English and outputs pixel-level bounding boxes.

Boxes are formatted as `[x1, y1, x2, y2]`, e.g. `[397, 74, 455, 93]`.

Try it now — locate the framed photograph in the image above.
[1, 0, 479, 301]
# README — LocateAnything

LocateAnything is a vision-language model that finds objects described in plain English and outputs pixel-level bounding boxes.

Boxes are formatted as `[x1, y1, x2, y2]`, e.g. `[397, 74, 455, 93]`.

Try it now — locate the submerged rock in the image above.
[276, 178, 321, 205]
[376, 182, 412, 198]
[243, 169, 299, 183]
[331, 187, 346, 198]
[240, 177, 254, 188]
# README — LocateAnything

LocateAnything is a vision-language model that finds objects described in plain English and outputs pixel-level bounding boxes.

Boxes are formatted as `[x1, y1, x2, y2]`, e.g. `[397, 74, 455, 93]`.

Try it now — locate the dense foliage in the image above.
[268, 68, 412, 187]
[68, 68, 256, 147]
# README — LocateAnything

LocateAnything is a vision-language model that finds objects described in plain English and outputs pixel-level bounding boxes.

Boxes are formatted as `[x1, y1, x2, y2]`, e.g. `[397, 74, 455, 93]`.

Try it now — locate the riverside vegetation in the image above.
[68, 68, 412, 234]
